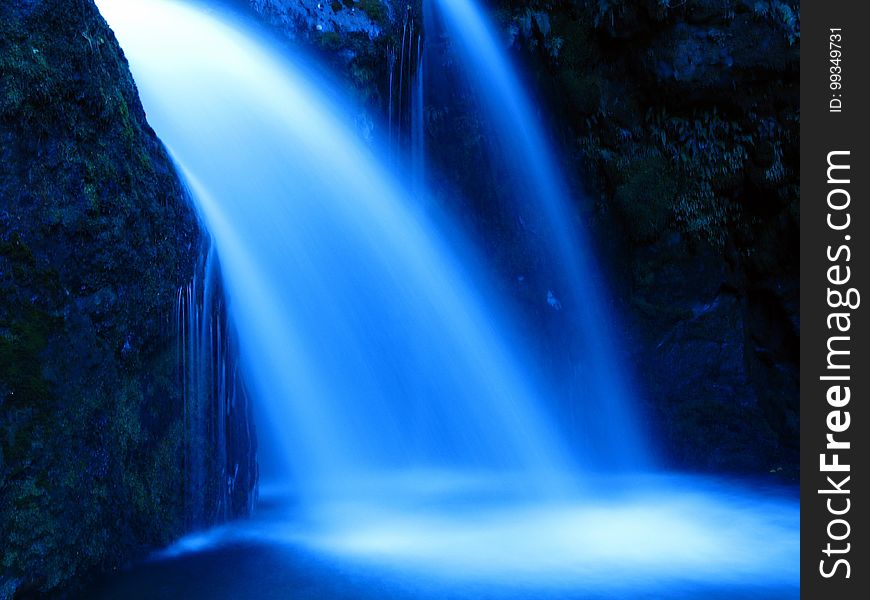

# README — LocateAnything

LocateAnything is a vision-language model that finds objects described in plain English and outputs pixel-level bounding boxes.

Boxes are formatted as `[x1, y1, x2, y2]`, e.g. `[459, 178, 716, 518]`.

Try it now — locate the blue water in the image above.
[430, 0, 648, 468]
[93, 0, 799, 596]
[98, 0, 571, 484]
[88, 474, 798, 599]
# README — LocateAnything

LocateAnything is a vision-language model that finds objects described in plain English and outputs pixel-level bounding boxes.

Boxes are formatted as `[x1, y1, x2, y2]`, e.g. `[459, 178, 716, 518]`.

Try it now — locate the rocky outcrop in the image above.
[0, 1, 256, 596]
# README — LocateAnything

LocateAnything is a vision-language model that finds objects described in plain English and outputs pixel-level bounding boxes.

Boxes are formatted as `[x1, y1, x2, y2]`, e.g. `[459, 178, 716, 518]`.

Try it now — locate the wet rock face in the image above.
[627, 235, 798, 476]
[242, 0, 420, 144]
[567, 1, 798, 478]
[249, 0, 389, 38]
[0, 0, 256, 595]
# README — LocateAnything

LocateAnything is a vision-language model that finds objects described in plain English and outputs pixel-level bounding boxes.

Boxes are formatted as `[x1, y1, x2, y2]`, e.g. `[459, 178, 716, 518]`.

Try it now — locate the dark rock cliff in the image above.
[0, 1, 256, 596]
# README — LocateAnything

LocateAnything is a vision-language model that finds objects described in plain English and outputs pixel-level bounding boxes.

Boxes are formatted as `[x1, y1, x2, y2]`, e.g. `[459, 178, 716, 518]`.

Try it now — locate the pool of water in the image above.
[85, 473, 799, 599]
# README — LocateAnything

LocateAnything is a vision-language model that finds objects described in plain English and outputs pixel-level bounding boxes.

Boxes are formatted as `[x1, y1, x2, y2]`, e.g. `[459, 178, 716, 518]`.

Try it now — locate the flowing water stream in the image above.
[91, 0, 799, 596]
[428, 0, 647, 467]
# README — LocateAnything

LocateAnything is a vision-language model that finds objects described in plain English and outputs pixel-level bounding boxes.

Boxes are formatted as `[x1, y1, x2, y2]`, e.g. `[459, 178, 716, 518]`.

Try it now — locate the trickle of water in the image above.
[411, 33, 426, 202]
[175, 244, 257, 525]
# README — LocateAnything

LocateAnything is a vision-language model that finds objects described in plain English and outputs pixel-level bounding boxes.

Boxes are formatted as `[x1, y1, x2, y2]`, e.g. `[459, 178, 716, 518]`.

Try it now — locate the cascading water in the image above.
[426, 0, 648, 468]
[92, 0, 798, 597]
[98, 0, 570, 490]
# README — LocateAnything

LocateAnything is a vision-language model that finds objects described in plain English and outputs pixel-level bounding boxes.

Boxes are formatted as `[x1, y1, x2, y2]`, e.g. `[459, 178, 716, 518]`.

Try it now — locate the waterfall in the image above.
[429, 0, 649, 469]
[99, 0, 570, 496]
[94, 1, 798, 595]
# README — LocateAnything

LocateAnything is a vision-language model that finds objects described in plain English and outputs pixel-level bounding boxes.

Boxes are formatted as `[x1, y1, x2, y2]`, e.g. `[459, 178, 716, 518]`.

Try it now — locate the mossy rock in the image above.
[0, 0, 200, 594]
[560, 69, 601, 117]
[612, 152, 677, 242]
[358, 0, 389, 27]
